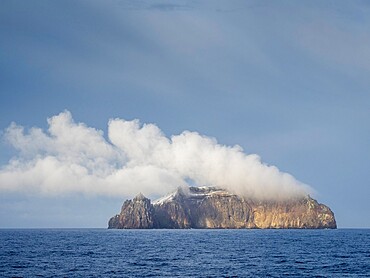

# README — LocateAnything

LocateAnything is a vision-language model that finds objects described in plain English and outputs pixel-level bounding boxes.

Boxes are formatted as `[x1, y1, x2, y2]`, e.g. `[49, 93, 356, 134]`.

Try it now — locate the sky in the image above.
[0, 0, 369, 228]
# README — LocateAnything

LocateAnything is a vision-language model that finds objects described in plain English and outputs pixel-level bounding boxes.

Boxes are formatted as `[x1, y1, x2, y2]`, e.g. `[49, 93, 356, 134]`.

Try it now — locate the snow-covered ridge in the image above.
[152, 186, 234, 205]
[152, 191, 178, 205]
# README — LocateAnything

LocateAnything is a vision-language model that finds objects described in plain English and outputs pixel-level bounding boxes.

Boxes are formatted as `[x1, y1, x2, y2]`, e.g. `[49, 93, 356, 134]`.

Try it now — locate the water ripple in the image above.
[0, 229, 369, 277]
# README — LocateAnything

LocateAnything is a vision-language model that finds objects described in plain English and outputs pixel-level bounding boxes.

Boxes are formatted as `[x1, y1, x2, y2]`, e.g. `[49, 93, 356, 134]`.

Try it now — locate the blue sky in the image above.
[0, 0, 369, 228]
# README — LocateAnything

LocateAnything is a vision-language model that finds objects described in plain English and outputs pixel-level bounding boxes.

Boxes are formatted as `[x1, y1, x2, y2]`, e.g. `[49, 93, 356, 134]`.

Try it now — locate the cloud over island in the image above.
[0, 111, 311, 200]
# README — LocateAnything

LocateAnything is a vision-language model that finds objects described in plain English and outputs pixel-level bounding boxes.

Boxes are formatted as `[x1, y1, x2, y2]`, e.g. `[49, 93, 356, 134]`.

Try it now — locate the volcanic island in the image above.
[108, 186, 336, 229]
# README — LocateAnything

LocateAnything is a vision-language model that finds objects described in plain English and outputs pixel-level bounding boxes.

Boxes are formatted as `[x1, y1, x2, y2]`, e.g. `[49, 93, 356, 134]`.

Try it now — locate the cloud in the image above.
[0, 111, 312, 200]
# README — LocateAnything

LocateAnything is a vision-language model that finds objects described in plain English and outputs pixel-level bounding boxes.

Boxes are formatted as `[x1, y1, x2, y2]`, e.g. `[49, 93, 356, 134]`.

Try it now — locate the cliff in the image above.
[108, 187, 336, 229]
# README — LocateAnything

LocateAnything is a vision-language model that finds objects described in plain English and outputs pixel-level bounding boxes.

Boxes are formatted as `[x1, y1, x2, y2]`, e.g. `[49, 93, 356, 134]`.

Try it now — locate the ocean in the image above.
[0, 229, 369, 277]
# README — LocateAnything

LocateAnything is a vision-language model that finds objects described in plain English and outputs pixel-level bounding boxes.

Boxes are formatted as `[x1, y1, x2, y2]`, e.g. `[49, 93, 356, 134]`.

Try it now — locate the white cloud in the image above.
[0, 111, 312, 200]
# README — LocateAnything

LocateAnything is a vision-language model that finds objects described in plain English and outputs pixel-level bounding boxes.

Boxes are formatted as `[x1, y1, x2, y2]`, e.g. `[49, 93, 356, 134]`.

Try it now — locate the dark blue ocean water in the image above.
[0, 229, 369, 277]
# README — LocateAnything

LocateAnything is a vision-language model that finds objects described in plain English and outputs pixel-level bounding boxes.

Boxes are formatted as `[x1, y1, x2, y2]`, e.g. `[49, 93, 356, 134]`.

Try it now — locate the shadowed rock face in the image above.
[108, 193, 155, 229]
[108, 187, 337, 229]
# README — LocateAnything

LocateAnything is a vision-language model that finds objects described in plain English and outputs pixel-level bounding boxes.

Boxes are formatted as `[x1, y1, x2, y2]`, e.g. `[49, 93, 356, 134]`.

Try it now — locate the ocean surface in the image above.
[0, 229, 369, 277]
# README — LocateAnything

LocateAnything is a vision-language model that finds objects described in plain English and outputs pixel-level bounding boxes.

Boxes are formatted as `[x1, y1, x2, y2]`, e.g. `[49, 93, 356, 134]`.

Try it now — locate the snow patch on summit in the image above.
[152, 186, 234, 205]
[152, 191, 177, 205]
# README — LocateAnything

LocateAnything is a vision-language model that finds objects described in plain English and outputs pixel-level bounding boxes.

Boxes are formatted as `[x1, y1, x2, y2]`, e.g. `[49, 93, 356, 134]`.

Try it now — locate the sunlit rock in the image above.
[108, 187, 336, 229]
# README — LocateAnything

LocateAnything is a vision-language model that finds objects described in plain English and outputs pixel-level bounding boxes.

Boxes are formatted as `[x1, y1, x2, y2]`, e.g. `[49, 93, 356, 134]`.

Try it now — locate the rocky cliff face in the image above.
[108, 187, 336, 229]
[108, 193, 155, 229]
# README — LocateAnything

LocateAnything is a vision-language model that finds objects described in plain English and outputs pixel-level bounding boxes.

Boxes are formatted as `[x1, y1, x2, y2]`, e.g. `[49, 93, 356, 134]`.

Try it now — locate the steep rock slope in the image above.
[108, 193, 155, 229]
[108, 187, 336, 229]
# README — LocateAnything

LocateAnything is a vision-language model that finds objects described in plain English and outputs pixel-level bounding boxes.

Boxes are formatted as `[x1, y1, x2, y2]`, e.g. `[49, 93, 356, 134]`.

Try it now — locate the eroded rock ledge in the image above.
[108, 187, 336, 229]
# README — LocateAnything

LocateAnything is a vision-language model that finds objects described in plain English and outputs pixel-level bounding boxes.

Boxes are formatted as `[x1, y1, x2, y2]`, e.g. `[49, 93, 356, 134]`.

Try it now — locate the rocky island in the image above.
[108, 186, 336, 229]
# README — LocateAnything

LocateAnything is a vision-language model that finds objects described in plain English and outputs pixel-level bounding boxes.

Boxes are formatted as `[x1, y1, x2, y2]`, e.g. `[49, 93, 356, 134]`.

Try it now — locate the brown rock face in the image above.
[108, 193, 155, 229]
[108, 187, 337, 229]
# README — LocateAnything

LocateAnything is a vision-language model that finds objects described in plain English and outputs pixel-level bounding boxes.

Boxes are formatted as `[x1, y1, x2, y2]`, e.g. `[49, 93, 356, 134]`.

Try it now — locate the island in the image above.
[108, 186, 336, 229]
